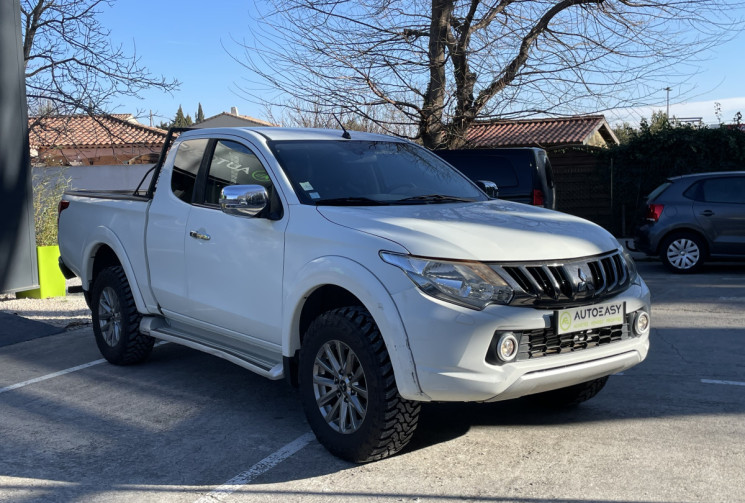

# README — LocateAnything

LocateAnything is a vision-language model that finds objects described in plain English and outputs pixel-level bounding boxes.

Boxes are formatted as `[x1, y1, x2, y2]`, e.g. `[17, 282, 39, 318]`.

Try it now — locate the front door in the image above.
[183, 138, 287, 347]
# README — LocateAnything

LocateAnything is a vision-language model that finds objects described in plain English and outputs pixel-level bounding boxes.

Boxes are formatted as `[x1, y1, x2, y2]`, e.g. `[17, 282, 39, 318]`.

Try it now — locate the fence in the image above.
[547, 146, 621, 235]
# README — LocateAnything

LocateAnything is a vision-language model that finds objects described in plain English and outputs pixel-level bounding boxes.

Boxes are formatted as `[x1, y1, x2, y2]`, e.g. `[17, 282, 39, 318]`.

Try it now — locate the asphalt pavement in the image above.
[1, 261, 743, 503]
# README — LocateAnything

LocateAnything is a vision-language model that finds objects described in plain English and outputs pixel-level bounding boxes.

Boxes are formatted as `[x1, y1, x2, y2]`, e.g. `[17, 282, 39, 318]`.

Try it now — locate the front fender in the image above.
[283, 256, 428, 401]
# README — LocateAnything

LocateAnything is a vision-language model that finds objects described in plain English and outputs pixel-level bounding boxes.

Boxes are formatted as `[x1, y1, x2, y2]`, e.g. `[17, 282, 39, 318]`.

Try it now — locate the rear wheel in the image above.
[91, 266, 154, 365]
[660, 232, 706, 273]
[299, 306, 420, 463]
[530, 376, 609, 408]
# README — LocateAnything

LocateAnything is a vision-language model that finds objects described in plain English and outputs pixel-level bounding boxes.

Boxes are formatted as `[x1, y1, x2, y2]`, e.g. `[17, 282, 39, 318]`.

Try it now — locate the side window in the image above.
[171, 139, 209, 203]
[203, 140, 273, 205]
[699, 177, 745, 204]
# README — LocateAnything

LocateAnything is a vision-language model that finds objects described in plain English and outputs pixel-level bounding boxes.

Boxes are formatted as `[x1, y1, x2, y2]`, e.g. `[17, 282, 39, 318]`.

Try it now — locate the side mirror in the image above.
[220, 185, 268, 218]
[476, 180, 499, 199]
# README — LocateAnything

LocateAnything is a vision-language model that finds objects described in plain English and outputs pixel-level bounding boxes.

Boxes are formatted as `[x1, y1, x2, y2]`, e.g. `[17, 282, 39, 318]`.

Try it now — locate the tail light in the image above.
[532, 189, 545, 207]
[57, 200, 70, 226]
[645, 203, 664, 222]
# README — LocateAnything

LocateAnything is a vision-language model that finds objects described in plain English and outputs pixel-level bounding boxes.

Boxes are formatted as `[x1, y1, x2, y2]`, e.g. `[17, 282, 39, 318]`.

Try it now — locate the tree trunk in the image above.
[420, 0, 454, 150]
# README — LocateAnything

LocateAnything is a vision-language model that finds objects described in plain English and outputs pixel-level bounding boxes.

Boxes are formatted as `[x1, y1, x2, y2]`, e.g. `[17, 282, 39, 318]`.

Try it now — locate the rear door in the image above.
[147, 138, 209, 312]
[691, 175, 745, 256]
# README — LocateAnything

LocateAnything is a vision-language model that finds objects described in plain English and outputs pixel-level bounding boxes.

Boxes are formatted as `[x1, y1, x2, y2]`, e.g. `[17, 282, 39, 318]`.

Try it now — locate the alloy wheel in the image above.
[98, 286, 122, 346]
[312, 340, 368, 434]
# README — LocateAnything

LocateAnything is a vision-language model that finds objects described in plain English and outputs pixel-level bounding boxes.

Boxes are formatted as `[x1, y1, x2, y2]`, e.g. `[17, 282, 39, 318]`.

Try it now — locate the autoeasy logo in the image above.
[573, 304, 623, 320]
[251, 170, 270, 183]
[559, 312, 572, 332]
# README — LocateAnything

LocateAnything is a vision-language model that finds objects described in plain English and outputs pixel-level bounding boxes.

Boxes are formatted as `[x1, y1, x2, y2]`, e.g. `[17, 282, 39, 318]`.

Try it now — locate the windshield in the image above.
[270, 140, 487, 205]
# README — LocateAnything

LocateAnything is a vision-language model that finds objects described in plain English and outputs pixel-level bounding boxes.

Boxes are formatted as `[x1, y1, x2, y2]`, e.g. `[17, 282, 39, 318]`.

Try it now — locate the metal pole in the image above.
[664, 87, 671, 119]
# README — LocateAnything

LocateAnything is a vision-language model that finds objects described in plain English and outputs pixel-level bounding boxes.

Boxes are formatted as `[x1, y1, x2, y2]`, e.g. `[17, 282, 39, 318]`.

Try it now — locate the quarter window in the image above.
[171, 139, 208, 203]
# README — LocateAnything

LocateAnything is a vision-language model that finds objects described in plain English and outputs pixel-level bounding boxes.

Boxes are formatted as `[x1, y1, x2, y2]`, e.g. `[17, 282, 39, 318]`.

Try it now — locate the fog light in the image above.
[497, 332, 519, 362]
[634, 311, 650, 335]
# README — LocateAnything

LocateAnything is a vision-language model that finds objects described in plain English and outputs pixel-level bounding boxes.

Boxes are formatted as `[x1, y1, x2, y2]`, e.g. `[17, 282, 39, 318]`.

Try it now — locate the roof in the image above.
[28, 114, 167, 149]
[668, 171, 745, 181]
[465, 115, 619, 148]
[180, 127, 396, 143]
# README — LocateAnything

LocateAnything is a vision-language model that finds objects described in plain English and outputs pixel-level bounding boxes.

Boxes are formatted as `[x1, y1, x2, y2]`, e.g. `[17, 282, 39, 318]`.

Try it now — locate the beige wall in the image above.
[35, 145, 161, 165]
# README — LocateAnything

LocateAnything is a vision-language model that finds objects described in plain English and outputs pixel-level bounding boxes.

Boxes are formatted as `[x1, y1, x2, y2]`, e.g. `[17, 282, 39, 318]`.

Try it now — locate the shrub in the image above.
[32, 168, 71, 247]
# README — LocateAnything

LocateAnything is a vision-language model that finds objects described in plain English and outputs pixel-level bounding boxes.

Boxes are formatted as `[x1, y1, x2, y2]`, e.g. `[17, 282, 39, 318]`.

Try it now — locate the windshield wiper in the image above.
[315, 197, 388, 206]
[393, 194, 476, 205]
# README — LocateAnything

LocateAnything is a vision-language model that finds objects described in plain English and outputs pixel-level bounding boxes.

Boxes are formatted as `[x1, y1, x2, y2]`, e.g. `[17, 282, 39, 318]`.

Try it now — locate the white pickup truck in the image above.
[58, 127, 651, 462]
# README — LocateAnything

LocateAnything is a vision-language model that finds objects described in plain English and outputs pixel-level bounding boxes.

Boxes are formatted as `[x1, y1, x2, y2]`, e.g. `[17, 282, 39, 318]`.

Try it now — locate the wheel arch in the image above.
[283, 256, 426, 401]
[81, 229, 148, 314]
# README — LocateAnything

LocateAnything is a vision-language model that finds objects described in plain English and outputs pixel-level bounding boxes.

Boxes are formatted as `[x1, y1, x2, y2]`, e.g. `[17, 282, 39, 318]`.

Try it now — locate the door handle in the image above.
[189, 230, 211, 241]
[700, 210, 715, 217]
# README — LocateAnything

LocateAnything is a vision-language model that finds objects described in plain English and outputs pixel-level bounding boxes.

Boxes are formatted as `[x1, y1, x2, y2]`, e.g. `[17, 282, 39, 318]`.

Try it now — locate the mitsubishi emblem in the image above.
[577, 268, 588, 292]
[577, 268, 595, 295]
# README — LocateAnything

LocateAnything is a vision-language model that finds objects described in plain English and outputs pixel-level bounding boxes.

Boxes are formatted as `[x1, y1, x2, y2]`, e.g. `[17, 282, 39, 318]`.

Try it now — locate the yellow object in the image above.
[16, 245, 67, 299]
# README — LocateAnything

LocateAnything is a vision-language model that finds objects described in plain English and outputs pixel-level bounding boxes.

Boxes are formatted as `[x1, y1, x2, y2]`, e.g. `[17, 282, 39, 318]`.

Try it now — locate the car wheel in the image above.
[530, 376, 609, 408]
[299, 306, 420, 463]
[91, 266, 154, 365]
[660, 232, 706, 273]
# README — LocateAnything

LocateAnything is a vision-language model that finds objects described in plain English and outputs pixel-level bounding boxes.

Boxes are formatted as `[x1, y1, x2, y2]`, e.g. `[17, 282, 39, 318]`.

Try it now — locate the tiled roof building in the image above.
[465, 115, 619, 149]
[29, 114, 167, 165]
[193, 107, 275, 129]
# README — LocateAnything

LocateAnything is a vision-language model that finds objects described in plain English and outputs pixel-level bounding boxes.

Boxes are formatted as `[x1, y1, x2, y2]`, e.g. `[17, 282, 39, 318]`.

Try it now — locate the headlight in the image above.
[380, 252, 514, 310]
[622, 249, 640, 285]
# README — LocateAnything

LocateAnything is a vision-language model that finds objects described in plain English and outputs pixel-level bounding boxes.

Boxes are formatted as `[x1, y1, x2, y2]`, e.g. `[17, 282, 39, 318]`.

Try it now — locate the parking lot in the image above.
[1, 261, 744, 503]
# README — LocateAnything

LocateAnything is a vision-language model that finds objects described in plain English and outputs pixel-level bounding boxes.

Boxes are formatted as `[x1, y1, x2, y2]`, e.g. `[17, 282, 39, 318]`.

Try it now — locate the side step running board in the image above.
[140, 317, 284, 380]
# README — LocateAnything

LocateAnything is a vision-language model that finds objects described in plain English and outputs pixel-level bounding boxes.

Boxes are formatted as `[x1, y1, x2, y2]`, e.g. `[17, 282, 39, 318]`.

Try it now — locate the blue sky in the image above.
[100, 1, 745, 128]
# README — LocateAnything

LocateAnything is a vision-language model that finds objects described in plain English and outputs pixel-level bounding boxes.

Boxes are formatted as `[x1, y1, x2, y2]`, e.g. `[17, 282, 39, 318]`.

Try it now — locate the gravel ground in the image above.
[0, 278, 91, 330]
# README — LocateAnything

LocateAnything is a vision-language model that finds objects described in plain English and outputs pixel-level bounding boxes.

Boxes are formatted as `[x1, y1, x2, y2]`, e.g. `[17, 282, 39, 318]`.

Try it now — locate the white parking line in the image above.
[0, 342, 169, 395]
[0, 359, 107, 395]
[701, 379, 745, 387]
[194, 432, 315, 503]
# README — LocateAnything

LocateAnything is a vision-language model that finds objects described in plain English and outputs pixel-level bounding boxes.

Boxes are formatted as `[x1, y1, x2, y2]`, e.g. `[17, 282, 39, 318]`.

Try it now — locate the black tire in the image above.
[660, 232, 706, 273]
[530, 376, 609, 409]
[299, 306, 420, 463]
[90, 266, 154, 365]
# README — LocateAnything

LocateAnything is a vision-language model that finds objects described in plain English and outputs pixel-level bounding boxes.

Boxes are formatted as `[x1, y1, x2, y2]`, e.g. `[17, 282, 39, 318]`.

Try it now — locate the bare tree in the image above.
[233, 0, 743, 149]
[264, 99, 417, 136]
[22, 0, 178, 133]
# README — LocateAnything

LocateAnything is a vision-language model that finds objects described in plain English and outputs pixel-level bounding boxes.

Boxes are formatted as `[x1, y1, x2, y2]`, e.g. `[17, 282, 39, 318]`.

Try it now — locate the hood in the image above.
[317, 200, 620, 262]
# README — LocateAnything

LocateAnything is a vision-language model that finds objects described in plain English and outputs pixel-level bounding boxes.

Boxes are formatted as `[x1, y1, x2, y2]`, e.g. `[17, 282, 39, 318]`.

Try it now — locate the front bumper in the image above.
[393, 280, 651, 402]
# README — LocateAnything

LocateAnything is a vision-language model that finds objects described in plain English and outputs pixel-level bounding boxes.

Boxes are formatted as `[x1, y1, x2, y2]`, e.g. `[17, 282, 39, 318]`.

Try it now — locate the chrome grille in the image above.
[491, 251, 632, 308]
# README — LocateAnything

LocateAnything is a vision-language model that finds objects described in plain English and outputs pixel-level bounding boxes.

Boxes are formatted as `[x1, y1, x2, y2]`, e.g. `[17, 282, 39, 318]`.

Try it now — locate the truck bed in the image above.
[63, 189, 151, 201]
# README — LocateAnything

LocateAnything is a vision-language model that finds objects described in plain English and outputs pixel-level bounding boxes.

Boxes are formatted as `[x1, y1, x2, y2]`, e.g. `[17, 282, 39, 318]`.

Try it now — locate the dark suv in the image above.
[634, 171, 745, 272]
[433, 148, 556, 209]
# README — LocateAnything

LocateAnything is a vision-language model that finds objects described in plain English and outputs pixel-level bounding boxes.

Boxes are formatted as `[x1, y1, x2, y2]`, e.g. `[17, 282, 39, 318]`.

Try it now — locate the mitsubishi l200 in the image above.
[58, 127, 651, 462]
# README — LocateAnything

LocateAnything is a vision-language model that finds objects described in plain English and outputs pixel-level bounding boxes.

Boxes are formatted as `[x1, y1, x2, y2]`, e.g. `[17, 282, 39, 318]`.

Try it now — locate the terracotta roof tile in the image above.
[29, 114, 167, 149]
[465, 115, 615, 148]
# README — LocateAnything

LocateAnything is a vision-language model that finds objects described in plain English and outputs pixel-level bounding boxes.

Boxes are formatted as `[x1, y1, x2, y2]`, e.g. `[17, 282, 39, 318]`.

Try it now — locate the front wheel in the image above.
[299, 307, 420, 463]
[90, 266, 154, 365]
